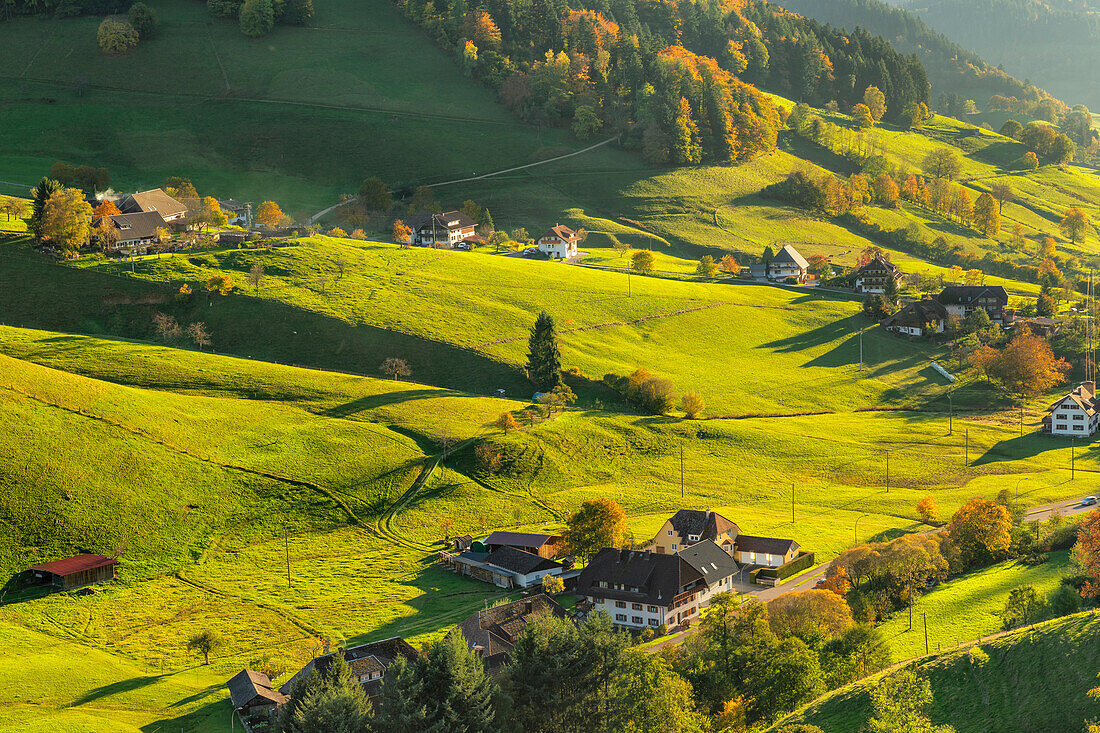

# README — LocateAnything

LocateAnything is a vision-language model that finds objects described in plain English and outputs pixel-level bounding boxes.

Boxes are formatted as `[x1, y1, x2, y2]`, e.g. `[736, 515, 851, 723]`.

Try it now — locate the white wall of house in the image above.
[1050, 402, 1098, 436]
[537, 236, 576, 259]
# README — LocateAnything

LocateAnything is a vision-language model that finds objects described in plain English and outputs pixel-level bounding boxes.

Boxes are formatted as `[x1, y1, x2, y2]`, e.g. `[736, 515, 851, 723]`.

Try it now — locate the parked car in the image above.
[524, 247, 540, 257]
[1082, 496, 1097, 506]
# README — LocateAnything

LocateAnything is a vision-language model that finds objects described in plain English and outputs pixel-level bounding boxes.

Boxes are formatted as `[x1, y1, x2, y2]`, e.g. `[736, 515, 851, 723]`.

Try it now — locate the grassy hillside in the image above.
[773, 609, 1100, 732]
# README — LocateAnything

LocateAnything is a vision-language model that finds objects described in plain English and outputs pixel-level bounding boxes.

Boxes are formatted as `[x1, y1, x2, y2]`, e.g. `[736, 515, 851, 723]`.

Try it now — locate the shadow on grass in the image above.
[971, 432, 1099, 467]
[323, 388, 467, 417]
[143, 695, 232, 733]
[73, 674, 168, 706]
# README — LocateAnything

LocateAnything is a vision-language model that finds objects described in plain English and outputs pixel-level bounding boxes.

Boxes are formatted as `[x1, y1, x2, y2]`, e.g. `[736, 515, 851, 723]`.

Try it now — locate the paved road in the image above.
[647, 494, 1099, 652]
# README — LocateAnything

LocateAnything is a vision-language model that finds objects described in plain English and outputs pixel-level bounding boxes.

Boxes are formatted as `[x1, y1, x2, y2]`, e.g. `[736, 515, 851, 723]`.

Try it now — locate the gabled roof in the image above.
[576, 548, 703, 606]
[484, 546, 562, 575]
[735, 535, 799, 555]
[408, 210, 475, 232]
[676, 540, 739, 581]
[29, 554, 116, 576]
[856, 256, 902, 277]
[227, 669, 289, 709]
[447, 595, 566, 672]
[771, 244, 809, 269]
[1048, 383, 1097, 416]
[219, 199, 247, 211]
[937, 285, 1009, 306]
[483, 531, 560, 548]
[540, 224, 577, 241]
[283, 637, 418, 697]
[119, 189, 188, 219]
[95, 211, 168, 242]
[665, 509, 740, 543]
[881, 298, 948, 328]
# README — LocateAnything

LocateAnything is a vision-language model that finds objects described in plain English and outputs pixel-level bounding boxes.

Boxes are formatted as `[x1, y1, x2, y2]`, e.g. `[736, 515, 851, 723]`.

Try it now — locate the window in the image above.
[647, 605, 658, 613]
[632, 603, 642, 611]
[615, 614, 626, 622]
[1056, 424, 1067, 431]
[1075, 414, 1085, 421]
[667, 529, 673, 536]
[616, 601, 626, 609]
[1075, 425, 1085, 431]
[632, 616, 643, 625]
[688, 534, 699, 541]
[648, 619, 659, 626]
[671, 543, 677, 550]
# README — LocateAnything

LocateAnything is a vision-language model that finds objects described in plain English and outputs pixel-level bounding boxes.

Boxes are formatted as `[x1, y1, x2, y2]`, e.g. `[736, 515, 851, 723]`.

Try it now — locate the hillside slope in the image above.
[771, 609, 1100, 732]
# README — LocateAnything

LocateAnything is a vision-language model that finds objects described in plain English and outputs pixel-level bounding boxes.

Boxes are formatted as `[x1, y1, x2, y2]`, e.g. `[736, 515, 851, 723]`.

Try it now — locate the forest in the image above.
[395, 0, 931, 162]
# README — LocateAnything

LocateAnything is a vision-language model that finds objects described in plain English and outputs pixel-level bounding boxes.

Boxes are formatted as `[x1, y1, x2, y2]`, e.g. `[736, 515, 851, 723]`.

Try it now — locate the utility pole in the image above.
[791, 482, 795, 523]
[923, 613, 929, 654]
[680, 441, 684, 500]
[859, 327, 864, 372]
[284, 523, 291, 588]
[965, 426, 969, 466]
[885, 450, 890, 493]
[1072, 439, 1076, 480]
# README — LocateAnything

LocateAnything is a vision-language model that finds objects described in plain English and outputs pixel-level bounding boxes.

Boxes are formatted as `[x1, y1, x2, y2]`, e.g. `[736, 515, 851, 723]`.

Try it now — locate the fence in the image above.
[755, 551, 817, 585]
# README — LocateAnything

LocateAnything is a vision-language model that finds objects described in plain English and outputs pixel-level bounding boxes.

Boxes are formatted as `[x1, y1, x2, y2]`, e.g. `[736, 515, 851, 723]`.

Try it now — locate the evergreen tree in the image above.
[291, 683, 373, 733]
[419, 632, 498, 732]
[29, 177, 62, 240]
[671, 97, 703, 165]
[504, 614, 585, 732]
[373, 656, 430, 730]
[883, 274, 899, 305]
[526, 311, 562, 390]
[239, 0, 274, 37]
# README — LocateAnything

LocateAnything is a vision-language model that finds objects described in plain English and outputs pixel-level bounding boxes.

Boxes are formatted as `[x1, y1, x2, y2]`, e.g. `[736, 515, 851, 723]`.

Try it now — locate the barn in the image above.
[28, 554, 117, 590]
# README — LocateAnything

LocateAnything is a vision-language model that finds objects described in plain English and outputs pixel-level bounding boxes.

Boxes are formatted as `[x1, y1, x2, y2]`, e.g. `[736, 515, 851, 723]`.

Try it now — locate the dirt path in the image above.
[306, 136, 617, 224]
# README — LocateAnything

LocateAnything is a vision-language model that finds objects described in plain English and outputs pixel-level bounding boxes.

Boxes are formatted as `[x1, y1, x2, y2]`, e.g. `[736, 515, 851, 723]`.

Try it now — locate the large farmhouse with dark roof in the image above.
[482, 530, 564, 559]
[407, 210, 478, 248]
[116, 188, 188, 223]
[937, 285, 1010, 323]
[93, 211, 168, 250]
[1044, 381, 1099, 437]
[575, 540, 738, 631]
[647, 509, 740, 555]
[855, 256, 903, 293]
[444, 544, 565, 588]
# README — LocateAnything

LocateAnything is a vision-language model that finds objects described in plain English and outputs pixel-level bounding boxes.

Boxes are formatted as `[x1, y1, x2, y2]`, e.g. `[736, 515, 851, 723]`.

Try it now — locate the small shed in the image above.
[28, 554, 117, 590]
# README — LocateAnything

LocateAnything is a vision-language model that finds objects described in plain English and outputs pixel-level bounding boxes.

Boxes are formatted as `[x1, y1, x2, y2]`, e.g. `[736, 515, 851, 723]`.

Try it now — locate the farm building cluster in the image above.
[88, 188, 251, 254]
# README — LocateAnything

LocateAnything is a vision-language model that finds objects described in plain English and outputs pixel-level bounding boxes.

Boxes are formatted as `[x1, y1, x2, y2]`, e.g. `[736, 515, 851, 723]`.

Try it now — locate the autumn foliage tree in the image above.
[392, 219, 412, 246]
[1074, 510, 1100, 600]
[973, 192, 1000, 238]
[917, 496, 939, 524]
[969, 333, 1070, 396]
[40, 188, 93, 256]
[93, 200, 121, 217]
[495, 411, 520, 434]
[254, 200, 284, 227]
[944, 498, 1012, 569]
[564, 498, 627, 562]
[1060, 207, 1091, 245]
[766, 589, 853, 642]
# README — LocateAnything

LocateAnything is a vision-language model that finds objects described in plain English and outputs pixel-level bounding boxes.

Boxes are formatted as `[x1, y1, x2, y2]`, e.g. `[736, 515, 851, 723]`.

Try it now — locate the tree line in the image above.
[393, 0, 931, 164]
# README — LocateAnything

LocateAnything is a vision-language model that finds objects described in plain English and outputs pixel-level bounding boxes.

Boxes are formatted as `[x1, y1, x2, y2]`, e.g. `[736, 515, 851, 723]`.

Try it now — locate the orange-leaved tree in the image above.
[94, 200, 121, 217]
[392, 219, 412, 246]
[917, 496, 939, 524]
[766, 589, 853, 641]
[976, 333, 1070, 397]
[254, 200, 284, 228]
[563, 497, 626, 562]
[1074, 510, 1100, 599]
[944, 497, 1012, 569]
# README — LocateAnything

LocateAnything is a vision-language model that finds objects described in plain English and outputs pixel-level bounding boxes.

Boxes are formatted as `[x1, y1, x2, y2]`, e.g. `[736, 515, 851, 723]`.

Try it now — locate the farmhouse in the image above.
[447, 595, 567, 673]
[576, 541, 738, 631]
[881, 297, 948, 337]
[27, 554, 117, 590]
[768, 244, 810, 282]
[408, 210, 478, 248]
[93, 211, 168, 250]
[937, 285, 1010, 323]
[280, 637, 418, 703]
[1043, 381, 1099, 437]
[536, 224, 580, 259]
[227, 669, 289, 718]
[445, 545, 565, 589]
[732, 535, 799, 568]
[115, 189, 188, 224]
[647, 509, 740, 554]
[219, 199, 250, 227]
[855, 256, 903, 293]
[482, 530, 564, 559]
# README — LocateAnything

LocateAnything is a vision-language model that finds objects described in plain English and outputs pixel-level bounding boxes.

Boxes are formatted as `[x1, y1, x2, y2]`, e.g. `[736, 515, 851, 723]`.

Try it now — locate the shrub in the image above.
[208, 0, 243, 17]
[97, 18, 139, 54]
[128, 2, 158, 38]
[240, 0, 274, 37]
[604, 369, 675, 414]
[327, 227, 348, 237]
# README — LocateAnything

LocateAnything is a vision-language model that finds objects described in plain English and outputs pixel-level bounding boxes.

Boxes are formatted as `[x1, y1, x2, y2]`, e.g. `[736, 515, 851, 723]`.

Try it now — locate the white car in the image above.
[1082, 496, 1098, 506]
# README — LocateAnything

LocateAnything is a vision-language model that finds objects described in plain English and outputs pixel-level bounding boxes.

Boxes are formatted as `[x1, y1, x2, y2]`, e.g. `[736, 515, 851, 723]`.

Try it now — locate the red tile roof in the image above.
[30, 554, 116, 576]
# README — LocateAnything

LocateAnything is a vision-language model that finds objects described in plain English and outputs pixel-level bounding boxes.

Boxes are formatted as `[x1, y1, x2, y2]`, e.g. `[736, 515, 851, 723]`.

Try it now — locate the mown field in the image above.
[772, 609, 1100, 733]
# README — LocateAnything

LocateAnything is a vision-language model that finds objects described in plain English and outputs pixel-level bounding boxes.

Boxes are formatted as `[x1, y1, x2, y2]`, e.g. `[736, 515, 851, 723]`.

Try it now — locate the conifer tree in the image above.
[373, 656, 430, 730]
[419, 632, 498, 732]
[526, 311, 562, 390]
[671, 97, 702, 165]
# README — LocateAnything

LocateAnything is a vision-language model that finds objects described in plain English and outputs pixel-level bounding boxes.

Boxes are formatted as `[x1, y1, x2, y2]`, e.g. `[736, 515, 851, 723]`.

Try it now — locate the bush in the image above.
[97, 18, 139, 54]
[639, 627, 654, 642]
[1048, 583, 1082, 617]
[208, 0, 243, 17]
[656, 623, 668, 636]
[603, 369, 675, 414]
[128, 2, 158, 38]
[239, 0, 274, 37]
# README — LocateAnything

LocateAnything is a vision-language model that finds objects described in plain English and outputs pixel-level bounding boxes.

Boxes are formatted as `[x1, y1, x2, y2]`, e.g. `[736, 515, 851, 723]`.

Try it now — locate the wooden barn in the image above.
[28, 554, 117, 590]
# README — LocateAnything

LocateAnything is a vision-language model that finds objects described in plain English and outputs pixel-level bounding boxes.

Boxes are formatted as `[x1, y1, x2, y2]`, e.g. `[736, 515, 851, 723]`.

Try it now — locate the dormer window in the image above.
[688, 535, 699, 541]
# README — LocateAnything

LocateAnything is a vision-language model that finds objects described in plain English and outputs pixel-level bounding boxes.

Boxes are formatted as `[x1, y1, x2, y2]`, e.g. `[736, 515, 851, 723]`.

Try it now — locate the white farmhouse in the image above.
[537, 224, 580, 259]
[1044, 382, 1099, 437]
[769, 244, 809, 282]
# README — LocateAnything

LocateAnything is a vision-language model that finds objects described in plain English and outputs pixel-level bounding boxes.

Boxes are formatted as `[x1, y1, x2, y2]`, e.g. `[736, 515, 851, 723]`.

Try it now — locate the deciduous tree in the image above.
[1060, 207, 1090, 245]
[632, 248, 654, 275]
[766, 589, 853, 642]
[1000, 585, 1046, 630]
[392, 219, 412, 246]
[93, 200, 120, 217]
[358, 177, 392, 212]
[40, 188, 92, 256]
[187, 322, 212, 351]
[863, 86, 887, 121]
[976, 332, 1070, 396]
[186, 630, 222, 665]
[205, 273, 235, 295]
[379, 357, 412, 380]
[248, 263, 264, 293]
[255, 200, 283, 227]
[924, 147, 962, 180]
[494, 411, 519, 434]
[680, 391, 704, 419]
[1074, 510, 1100, 599]
[240, 0, 275, 37]
[870, 669, 955, 733]
[93, 217, 119, 252]
[97, 18, 139, 54]
[973, 192, 1000, 238]
[917, 496, 938, 524]
[945, 497, 1012, 569]
[695, 255, 717, 278]
[541, 574, 564, 594]
[128, 2, 158, 38]
[564, 497, 626, 561]
[852, 103, 874, 129]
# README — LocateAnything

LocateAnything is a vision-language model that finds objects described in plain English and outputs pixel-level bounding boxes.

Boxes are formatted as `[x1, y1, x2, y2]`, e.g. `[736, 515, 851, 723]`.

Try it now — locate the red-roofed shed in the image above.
[29, 554, 117, 590]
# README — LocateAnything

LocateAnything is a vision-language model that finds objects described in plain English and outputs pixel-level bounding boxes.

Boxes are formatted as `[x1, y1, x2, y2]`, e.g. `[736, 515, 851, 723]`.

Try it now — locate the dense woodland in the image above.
[395, 0, 930, 162]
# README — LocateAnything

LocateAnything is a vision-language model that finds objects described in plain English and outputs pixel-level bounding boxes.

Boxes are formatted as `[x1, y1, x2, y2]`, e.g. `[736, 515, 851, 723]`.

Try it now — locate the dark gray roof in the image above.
[666, 509, 740, 543]
[735, 535, 799, 555]
[119, 189, 187, 218]
[485, 546, 561, 575]
[772, 244, 809, 269]
[227, 669, 288, 709]
[219, 199, 247, 211]
[676, 539, 740, 579]
[881, 298, 948, 328]
[937, 285, 1008, 306]
[856, 256, 902, 277]
[95, 211, 168, 243]
[283, 637, 417, 698]
[447, 595, 566, 673]
[576, 548, 703, 607]
[483, 531, 560, 548]
[409, 210, 475, 232]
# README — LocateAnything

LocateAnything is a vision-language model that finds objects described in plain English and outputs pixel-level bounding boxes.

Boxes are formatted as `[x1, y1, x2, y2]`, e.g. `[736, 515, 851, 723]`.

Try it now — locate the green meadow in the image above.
[773, 609, 1100, 733]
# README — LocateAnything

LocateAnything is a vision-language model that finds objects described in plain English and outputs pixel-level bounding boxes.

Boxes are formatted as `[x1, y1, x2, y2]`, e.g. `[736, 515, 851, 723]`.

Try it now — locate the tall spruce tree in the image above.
[526, 311, 562, 391]
[504, 614, 585, 732]
[419, 632, 498, 732]
[372, 656, 430, 730]
[29, 177, 62, 240]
